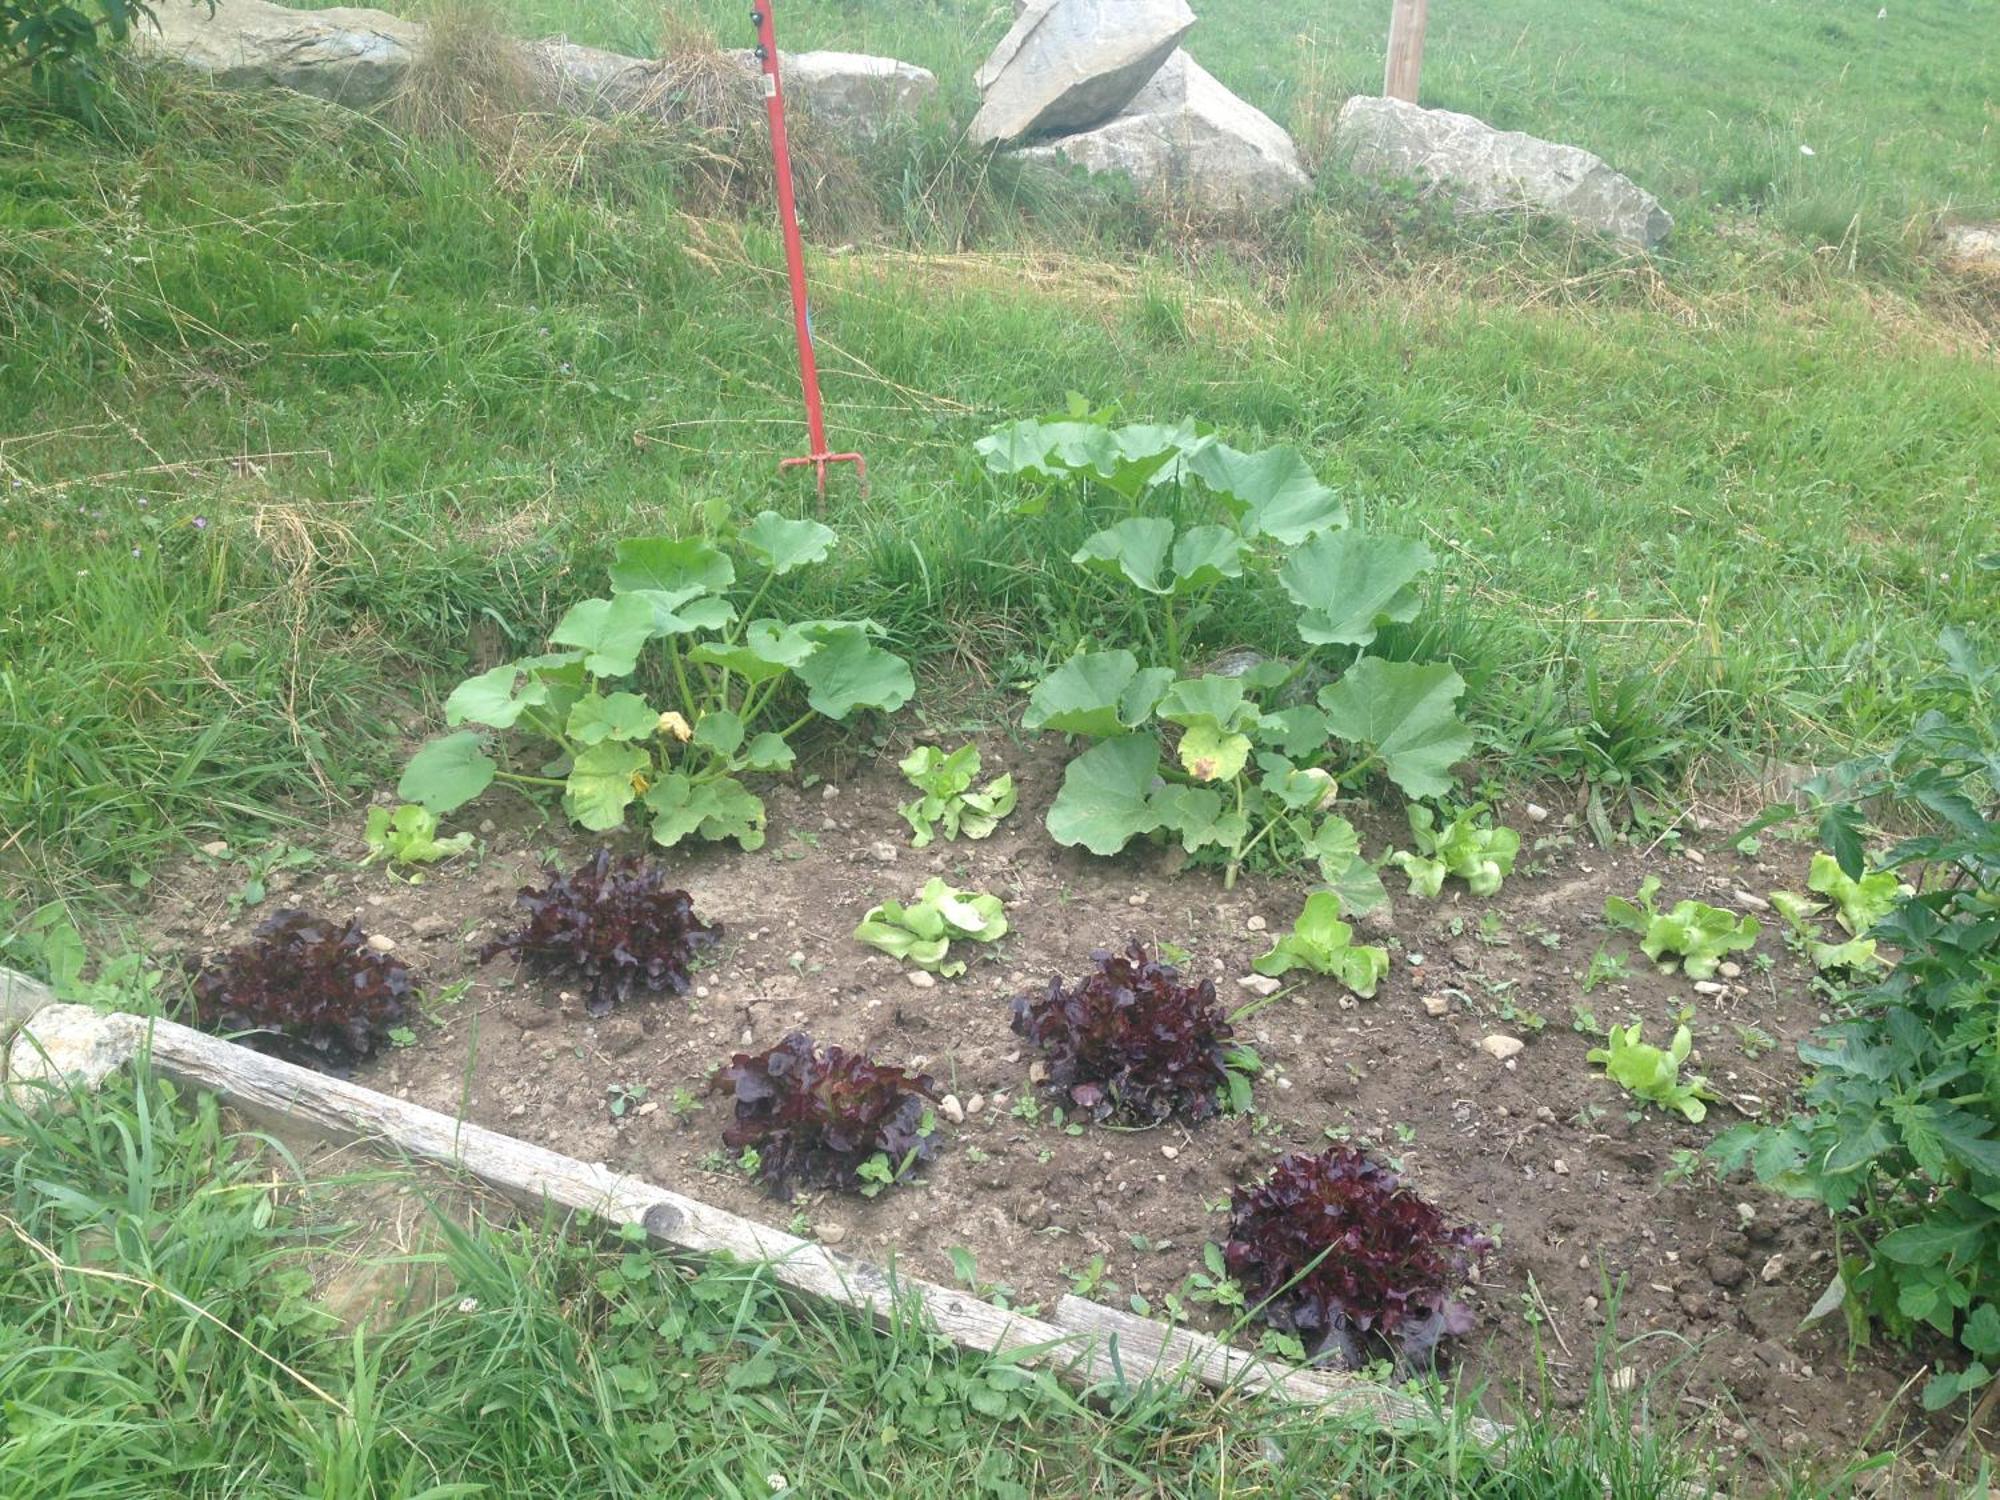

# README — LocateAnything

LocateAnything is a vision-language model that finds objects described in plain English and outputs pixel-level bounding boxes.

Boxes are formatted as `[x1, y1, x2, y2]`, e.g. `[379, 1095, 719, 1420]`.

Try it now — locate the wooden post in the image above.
[2, 992, 1505, 1442]
[1384, 0, 1429, 103]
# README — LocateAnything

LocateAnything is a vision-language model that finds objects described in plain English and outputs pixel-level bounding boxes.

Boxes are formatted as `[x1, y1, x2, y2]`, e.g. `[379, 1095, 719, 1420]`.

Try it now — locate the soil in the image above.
[137, 733, 1973, 1485]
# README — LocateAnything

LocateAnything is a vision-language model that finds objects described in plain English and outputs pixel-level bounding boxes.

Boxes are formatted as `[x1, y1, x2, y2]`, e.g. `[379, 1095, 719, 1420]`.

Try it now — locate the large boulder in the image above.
[765, 50, 936, 140]
[1017, 51, 1309, 218]
[971, 0, 1195, 147]
[1334, 95, 1672, 249]
[141, 0, 422, 108]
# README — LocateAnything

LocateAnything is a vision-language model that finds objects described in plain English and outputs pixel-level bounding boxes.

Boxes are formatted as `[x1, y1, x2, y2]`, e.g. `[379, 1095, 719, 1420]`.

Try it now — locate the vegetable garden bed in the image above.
[131, 734, 1951, 1481]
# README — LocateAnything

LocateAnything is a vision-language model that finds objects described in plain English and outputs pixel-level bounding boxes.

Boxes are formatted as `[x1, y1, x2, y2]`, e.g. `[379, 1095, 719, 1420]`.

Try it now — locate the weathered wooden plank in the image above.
[1383, 0, 1429, 103]
[4, 990, 1505, 1444]
[1052, 1295, 1507, 1442]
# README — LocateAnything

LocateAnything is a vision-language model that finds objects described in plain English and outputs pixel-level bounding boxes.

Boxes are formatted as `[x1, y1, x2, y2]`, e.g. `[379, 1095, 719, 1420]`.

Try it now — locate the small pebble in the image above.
[817, 1224, 846, 1245]
[1245, 915, 1268, 933]
[199, 839, 230, 858]
[636, 1100, 659, 1117]
[1718, 961, 1743, 979]
[1127, 891, 1148, 907]
[1236, 974, 1282, 998]
[1422, 995, 1451, 1017]
[821, 784, 839, 801]
[907, 970, 936, 989]
[1733, 890, 1772, 913]
[938, 1094, 966, 1125]
[477, 818, 496, 835]
[867, 841, 898, 866]
[1028, 1060, 1049, 1085]
[1535, 1106, 1555, 1123]
[1479, 1035, 1525, 1062]
[1552, 1159, 1570, 1176]
[1760, 1254, 1788, 1285]
[1693, 980, 1727, 996]
[366, 932, 397, 954]
[695, 985, 710, 1000]
[1524, 803, 1550, 823]
[966, 1094, 984, 1116]
[1161, 1145, 1179, 1160]
[1684, 848, 1706, 865]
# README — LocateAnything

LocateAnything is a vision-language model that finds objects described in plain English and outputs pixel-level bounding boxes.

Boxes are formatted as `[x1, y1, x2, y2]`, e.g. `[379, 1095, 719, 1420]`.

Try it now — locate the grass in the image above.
[0, 1, 1995, 912]
[0, 1059, 1863, 1498]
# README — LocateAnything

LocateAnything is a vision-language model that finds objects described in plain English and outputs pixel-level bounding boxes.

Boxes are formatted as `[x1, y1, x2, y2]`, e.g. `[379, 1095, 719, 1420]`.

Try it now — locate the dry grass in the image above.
[391, 0, 543, 161]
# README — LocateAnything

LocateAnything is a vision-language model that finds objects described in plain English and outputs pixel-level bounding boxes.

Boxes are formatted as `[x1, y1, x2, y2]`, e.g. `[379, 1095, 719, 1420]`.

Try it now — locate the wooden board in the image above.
[1383, 0, 1429, 102]
[3, 984, 1507, 1443]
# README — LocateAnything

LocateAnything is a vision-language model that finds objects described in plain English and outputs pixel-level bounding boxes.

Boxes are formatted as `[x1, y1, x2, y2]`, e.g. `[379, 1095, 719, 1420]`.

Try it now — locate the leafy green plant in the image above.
[854, 879, 1008, 975]
[397, 515, 913, 851]
[1587, 1022, 1716, 1122]
[362, 803, 474, 869]
[1602, 876, 1760, 979]
[897, 744, 1016, 848]
[4, 0, 207, 104]
[1807, 851, 1910, 936]
[1716, 631, 2000, 1409]
[1389, 803, 1521, 899]
[982, 412, 1466, 892]
[1770, 887, 1888, 974]
[1251, 891, 1390, 998]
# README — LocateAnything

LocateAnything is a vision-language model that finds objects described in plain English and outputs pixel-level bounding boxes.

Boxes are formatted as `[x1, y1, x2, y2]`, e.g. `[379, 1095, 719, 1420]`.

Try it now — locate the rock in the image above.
[1942, 223, 2000, 276]
[1421, 995, 1451, 1017]
[365, 932, 397, 954]
[412, 914, 452, 940]
[867, 841, 899, 866]
[1692, 980, 1726, 996]
[1708, 1253, 1749, 1290]
[1028, 1060, 1049, 1085]
[817, 1223, 846, 1245]
[938, 1094, 966, 1125]
[1160, 1144, 1179, 1160]
[1479, 1034, 1525, 1062]
[970, 0, 1195, 146]
[1236, 974, 1282, 998]
[1732, 890, 1772, 913]
[739, 49, 936, 140]
[6, 1006, 139, 1106]
[966, 1093, 985, 1115]
[1551, 1158, 1569, 1176]
[1524, 802, 1550, 823]
[142, 0, 423, 108]
[199, 839, 232, 857]
[1015, 51, 1310, 218]
[1718, 961, 1743, 979]
[1760, 1253, 1788, 1285]
[1334, 95, 1672, 248]
[906, 970, 936, 990]
[1244, 914, 1268, 933]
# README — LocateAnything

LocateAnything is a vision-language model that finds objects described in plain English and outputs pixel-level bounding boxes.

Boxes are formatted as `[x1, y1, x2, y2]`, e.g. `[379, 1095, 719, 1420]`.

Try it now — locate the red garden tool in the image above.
[748, 3, 865, 498]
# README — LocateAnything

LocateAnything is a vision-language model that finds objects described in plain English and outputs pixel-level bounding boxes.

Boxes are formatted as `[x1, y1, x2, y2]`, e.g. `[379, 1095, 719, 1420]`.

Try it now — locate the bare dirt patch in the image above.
[142, 734, 1948, 1480]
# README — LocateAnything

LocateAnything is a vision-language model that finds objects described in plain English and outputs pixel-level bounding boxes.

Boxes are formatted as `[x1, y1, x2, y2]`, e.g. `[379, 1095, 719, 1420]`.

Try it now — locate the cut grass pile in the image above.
[0, 1062, 1831, 1498]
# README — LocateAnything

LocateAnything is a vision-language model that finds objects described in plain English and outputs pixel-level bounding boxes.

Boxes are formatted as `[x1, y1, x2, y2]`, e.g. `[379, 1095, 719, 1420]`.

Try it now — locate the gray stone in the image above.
[1335, 95, 1672, 249]
[1942, 223, 2000, 275]
[971, 0, 1195, 147]
[1016, 51, 1309, 218]
[5, 1006, 139, 1106]
[764, 50, 936, 140]
[141, 0, 422, 108]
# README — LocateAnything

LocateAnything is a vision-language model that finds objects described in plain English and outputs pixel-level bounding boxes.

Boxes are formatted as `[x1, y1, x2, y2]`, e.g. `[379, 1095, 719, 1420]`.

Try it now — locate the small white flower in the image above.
[457, 1297, 480, 1314]
[766, 1476, 788, 1492]
[1799, 144, 1816, 157]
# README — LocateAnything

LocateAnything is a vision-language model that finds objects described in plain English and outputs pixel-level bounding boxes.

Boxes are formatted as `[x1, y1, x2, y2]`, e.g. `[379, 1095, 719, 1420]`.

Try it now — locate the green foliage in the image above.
[1389, 803, 1521, 899]
[1588, 1022, 1716, 1122]
[897, 744, 1016, 848]
[1602, 876, 1760, 980]
[361, 803, 474, 869]
[1806, 851, 1909, 936]
[853, 879, 1008, 976]
[1769, 887, 1887, 974]
[984, 409, 1465, 891]
[1251, 891, 1390, 998]
[398, 514, 912, 852]
[3, 0, 207, 105]
[1716, 632, 2000, 1404]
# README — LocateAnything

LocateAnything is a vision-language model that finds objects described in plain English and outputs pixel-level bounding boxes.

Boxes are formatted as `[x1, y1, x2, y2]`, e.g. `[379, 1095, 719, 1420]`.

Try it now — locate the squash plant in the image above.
[982, 411, 1471, 892]
[397, 513, 914, 849]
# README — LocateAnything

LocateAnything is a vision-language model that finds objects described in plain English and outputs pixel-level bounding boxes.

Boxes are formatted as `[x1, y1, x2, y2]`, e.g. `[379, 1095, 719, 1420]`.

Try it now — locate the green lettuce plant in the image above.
[1603, 876, 1760, 979]
[1588, 1022, 1716, 1122]
[1807, 851, 1910, 936]
[1250, 891, 1390, 997]
[854, 880, 1008, 976]
[396, 514, 913, 850]
[898, 744, 1016, 848]
[361, 804, 473, 869]
[1770, 888, 1887, 973]
[1389, 803, 1521, 899]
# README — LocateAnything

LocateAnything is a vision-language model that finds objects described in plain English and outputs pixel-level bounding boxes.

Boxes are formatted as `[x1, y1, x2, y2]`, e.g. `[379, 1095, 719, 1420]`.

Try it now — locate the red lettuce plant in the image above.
[1011, 941, 1234, 1124]
[1225, 1146, 1491, 1370]
[713, 1032, 939, 1196]
[187, 908, 415, 1072]
[480, 849, 717, 1016]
